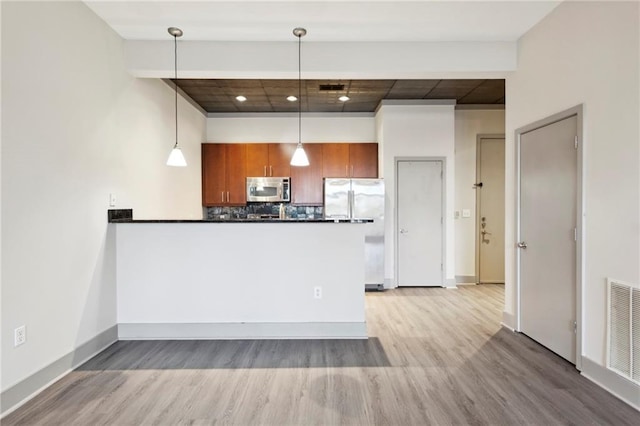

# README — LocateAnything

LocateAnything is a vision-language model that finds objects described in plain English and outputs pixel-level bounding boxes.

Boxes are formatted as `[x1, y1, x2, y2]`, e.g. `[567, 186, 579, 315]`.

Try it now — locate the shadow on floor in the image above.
[77, 337, 392, 370]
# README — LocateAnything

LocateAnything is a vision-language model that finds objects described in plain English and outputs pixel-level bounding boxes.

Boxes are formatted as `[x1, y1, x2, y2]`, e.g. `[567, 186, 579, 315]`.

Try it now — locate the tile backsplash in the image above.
[205, 204, 323, 220]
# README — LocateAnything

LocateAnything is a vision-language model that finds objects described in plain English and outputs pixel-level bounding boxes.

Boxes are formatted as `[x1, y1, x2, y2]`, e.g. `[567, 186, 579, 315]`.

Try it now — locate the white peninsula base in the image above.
[115, 222, 367, 339]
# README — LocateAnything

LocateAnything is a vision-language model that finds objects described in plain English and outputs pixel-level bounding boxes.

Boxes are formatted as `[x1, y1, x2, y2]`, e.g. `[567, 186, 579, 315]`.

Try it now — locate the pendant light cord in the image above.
[298, 33, 302, 146]
[174, 33, 178, 148]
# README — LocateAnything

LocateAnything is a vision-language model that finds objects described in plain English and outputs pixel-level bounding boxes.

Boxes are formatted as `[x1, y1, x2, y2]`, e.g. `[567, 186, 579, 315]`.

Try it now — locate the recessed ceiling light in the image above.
[287, 95, 298, 102]
[236, 95, 247, 102]
[339, 95, 350, 102]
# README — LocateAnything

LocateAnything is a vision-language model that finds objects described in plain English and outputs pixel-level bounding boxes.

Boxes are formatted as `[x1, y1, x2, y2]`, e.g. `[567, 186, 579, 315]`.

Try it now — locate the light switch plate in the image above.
[454, 211, 460, 219]
[109, 193, 117, 207]
[462, 209, 471, 218]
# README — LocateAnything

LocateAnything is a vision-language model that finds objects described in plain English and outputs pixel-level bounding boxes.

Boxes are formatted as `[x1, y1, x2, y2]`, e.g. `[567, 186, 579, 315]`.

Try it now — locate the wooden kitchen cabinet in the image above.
[322, 143, 350, 177]
[202, 144, 226, 205]
[202, 143, 247, 206]
[291, 143, 324, 205]
[246, 143, 296, 177]
[245, 144, 269, 177]
[349, 143, 378, 178]
[269, 143, 296, 177]
[225, 144, 247, 205]
[322, 143, 378, 178]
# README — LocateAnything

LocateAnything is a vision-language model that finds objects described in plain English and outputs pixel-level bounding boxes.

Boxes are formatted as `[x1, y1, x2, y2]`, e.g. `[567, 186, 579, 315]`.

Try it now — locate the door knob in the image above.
[517, 241, 527, 249]
[482, 230, 492, 235]
[400, 228, 408, 234]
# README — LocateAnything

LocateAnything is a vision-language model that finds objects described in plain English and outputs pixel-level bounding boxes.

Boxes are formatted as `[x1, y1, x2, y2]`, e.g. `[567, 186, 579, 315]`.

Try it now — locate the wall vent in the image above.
[607, 278, 640, 385]
[319, 84, 345, 91]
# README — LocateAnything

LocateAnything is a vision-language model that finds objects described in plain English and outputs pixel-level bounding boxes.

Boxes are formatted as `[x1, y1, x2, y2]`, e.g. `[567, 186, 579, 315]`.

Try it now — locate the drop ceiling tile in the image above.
[432, 79, 484, 89]
[349, 80, 394, 89]
[385, 92, 428, 99]
[391, 79, 441, 89]
[177, 78, 505, 113]
[342, 102, 380, 112]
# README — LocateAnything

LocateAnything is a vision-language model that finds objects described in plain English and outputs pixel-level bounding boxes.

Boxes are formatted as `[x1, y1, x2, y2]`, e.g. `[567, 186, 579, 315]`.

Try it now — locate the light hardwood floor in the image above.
[4, 285, 639, 425]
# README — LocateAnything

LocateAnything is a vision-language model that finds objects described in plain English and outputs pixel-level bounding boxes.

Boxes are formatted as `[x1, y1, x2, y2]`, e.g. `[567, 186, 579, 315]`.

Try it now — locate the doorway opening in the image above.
[475, 134, 505, 284]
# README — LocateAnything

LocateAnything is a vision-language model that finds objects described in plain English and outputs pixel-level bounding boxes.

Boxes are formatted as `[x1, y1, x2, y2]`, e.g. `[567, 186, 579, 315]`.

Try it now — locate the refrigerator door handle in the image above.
[348, 190, 354, 219]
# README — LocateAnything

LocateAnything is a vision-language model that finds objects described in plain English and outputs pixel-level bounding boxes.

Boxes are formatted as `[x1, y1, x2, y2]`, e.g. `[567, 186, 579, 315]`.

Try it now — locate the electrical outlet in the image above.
[14, 325, 26, 347]
[314, 286, 322, 299]
[109, 193, 117, 207]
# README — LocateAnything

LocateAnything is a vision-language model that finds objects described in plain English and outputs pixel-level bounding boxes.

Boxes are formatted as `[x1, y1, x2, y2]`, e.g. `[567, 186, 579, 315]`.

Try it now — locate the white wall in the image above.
[116, 223, 365, 327]
[376, 103, 456, 287]
[0, 0, 3, 396]
[1, 1, 205, 394]
[505, 1, 639, 367]
[207, 113, 375, 143]
[454, 109, 505, 279]
[126, 40, 516, 79]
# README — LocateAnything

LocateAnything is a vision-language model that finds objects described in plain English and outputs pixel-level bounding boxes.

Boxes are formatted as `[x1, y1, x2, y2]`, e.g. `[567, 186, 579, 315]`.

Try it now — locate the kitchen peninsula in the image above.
[110, 211, 370, 340]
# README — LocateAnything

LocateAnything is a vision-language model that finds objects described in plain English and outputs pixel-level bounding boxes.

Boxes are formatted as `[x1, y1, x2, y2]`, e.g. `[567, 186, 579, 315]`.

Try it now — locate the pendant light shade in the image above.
[290, 144, 310, 166]
[290, 27, 309, 167]
[166, 27, 186, 167]
[167, 145, 187, 167]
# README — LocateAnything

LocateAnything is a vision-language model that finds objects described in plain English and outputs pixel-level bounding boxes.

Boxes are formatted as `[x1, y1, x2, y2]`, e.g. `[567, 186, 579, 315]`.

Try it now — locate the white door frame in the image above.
[475, 133, 506, 284]
[515, 105, 584, 370]
[394, 157, 446, 287]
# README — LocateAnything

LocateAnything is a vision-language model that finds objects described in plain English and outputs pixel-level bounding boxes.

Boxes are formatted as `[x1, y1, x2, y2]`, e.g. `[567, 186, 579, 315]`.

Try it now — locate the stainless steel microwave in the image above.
[246, 177, 290, 202]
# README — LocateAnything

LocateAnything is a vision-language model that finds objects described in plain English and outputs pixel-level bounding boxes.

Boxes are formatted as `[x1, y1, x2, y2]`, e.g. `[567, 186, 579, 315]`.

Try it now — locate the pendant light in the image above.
[290, 27, 310, 167]
[166, 27, 187, 167]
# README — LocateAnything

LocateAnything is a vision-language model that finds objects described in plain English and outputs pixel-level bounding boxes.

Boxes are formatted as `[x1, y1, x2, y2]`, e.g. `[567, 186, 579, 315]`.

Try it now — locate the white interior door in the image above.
[397, 160, 443, 287]
[477, 136, 505, 283]
[519, 115, 577, 363]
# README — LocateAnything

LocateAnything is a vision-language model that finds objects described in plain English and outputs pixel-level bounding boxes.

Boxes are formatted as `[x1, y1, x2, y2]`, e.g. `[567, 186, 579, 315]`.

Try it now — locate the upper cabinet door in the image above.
[246, 143, 269, 177]
[202, 144, 227, 206]
[225, 144, 247, 205]
[349, 143, 379, 178]
[291, 143, 324, 205]
[269, 143, 296, 177]
[322, 143, 350, 178]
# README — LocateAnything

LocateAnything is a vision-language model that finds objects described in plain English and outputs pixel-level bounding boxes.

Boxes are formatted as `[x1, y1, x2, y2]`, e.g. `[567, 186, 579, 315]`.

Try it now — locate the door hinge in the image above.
[441, 263, 443, 271]
[573, 227, 577, 242]
[573, 320, 577, 334]
[574, 136, 578, 149]
[441, 217, 443, 224]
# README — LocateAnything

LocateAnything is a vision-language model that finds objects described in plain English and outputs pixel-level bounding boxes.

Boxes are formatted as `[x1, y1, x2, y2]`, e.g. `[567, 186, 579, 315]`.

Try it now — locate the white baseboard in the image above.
[580, 356, 640, 411]
[1, 325, 118, 418]
[444, 278, 457, 288]
[455, 275, 476, 284]
[502, 311, 516, 330]
[118, 322, 368, 340]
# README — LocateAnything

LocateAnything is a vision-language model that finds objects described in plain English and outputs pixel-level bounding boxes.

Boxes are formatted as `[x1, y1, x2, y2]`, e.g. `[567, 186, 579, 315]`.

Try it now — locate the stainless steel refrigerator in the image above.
[324, 178, 385, 290]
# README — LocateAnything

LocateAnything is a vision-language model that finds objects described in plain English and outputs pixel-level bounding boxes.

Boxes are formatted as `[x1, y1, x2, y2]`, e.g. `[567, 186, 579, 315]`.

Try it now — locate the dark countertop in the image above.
[109, 218, 373, 224]
[107, 209, 372, 224]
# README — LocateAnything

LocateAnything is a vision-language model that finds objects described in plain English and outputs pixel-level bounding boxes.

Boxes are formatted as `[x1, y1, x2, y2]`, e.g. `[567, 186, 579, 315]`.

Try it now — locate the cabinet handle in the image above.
[221, 192, 224, 203]
[264, 165, 267, 177]
[227, 191, 230, 202]
[270, 165, 273, 176]
[351, 165, 354, 177]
